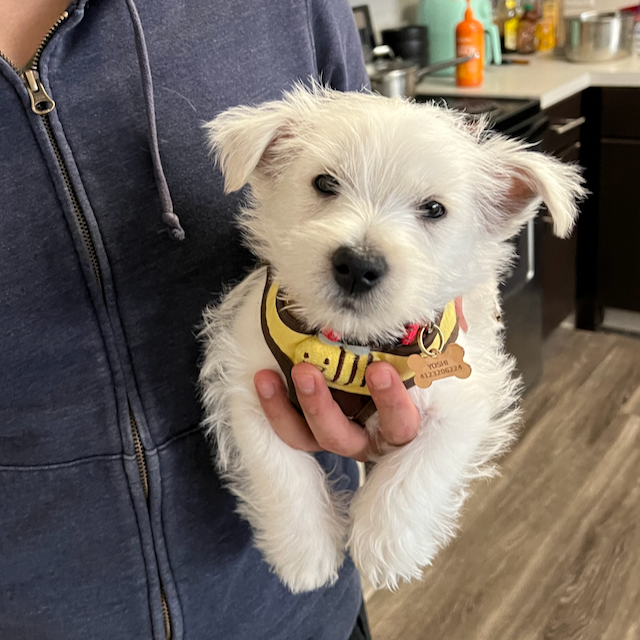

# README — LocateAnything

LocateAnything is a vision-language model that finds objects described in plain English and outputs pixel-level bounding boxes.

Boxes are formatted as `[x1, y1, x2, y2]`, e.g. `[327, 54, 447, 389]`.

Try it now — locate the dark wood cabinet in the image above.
[540, 94, 584, 337]
[576, 87, 640, 328]
[597, 139, 640, 311]
[601, 88, 640, 140]
[597, 88, 640, 314]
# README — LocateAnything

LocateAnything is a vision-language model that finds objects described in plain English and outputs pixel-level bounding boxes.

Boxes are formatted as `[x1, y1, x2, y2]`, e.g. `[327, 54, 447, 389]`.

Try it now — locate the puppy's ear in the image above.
[479, 137, 586, 240]
[204, 98, 302, 194]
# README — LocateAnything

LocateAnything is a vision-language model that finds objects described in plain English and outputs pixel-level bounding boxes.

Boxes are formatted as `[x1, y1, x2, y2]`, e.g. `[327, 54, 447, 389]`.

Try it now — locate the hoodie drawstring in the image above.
[124, 0, 185, 241]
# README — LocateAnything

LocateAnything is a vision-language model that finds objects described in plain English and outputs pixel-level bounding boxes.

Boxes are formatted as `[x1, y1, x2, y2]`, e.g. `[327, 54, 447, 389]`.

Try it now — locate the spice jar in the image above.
[536, 18, 555, 51]
[537, 0, 556, 51]
[516, 3, 539, 54]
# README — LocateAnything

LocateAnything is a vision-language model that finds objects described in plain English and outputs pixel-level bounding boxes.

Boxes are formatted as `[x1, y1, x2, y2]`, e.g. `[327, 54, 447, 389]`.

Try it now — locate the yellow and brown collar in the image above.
[260, 272, 461, 425]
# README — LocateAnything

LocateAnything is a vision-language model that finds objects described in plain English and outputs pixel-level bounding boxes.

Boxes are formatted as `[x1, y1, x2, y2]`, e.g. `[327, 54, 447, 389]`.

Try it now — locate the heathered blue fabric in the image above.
[0, 1, 369, 638]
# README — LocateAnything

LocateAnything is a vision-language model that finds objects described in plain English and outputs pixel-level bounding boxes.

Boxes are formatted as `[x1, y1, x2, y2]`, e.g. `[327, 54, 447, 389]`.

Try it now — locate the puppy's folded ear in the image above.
[478, 136, 587, 240]
[204, 91, 310, 194]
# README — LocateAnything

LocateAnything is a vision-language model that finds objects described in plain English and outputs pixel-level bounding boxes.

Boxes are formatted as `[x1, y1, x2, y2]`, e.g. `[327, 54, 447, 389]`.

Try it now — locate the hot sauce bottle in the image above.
[456, 0, 485, 87]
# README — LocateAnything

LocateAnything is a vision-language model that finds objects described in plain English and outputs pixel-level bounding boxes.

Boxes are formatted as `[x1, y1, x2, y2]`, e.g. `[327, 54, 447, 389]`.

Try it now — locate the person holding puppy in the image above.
[0, 1, 420, 638]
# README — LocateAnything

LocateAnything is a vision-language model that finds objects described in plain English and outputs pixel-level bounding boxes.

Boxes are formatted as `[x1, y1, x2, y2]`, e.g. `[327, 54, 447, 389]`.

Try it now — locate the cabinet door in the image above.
[598, 139, 640, 312]
[601, 89, 640, 140]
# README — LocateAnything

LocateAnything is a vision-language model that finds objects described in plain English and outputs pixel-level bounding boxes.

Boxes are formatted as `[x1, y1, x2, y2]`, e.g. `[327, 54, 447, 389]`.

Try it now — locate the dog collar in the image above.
[260, 271, 461, 425]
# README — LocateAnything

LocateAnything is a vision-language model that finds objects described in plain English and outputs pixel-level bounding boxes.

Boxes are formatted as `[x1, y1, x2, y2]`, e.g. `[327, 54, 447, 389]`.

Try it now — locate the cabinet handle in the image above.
[549, 116, 586, 135]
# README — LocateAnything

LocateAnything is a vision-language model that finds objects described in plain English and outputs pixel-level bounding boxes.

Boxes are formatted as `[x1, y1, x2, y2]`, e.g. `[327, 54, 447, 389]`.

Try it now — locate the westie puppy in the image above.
[199, 86, 584, 593]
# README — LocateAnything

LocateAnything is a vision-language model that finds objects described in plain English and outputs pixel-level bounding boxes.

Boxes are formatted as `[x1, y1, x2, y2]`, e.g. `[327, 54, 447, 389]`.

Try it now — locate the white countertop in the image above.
[415, 52, 640, 109]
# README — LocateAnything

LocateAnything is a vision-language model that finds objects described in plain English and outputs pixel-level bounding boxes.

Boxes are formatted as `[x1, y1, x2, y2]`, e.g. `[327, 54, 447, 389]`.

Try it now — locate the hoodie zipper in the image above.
[1, 16, 171, 640]
[0, 13, 102, 290]
[130, 407, 172, 640]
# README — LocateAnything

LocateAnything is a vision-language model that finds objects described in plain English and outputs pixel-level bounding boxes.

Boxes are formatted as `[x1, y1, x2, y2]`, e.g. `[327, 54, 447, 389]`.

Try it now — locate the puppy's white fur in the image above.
[199, 85, 585, 592]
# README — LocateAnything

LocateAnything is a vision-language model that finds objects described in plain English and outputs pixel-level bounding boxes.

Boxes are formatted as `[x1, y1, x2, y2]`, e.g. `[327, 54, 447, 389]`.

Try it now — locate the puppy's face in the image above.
[206, 87, 584, 344]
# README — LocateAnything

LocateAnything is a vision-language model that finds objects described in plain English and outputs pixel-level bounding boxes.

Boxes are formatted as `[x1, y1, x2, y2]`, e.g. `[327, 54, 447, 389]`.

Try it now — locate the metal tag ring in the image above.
[418, 323, 445, 358]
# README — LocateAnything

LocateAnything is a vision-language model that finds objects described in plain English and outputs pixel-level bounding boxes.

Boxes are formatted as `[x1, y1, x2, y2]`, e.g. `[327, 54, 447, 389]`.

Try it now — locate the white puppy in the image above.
[199, 86, 584, 593]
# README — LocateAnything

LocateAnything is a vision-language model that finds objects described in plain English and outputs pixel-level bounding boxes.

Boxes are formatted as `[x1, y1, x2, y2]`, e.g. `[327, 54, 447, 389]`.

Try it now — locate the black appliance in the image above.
[381, 26, 429, 68]
[415, 96, 549, 391]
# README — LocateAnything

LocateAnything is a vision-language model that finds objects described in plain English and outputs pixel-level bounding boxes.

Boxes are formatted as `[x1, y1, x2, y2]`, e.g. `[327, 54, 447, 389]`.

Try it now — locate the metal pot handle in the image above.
[414, 54, 476, 81]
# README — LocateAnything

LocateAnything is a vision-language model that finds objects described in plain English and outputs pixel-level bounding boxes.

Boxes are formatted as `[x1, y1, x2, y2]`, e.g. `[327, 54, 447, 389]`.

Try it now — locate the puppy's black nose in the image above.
[332, 246, 388, 296]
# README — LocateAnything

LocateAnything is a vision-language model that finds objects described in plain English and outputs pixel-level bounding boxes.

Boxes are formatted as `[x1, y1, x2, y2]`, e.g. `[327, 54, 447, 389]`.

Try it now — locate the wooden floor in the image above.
[368, 328, 640, 640]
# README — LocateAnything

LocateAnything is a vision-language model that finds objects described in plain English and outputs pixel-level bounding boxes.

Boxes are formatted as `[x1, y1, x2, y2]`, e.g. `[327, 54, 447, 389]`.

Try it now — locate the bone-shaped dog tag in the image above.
[408, 344, 472, 389]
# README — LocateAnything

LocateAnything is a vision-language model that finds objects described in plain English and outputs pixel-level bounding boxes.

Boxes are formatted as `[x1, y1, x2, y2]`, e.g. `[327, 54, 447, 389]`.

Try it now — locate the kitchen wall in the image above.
[350, 0, 635, 36]
[348, 0, 415, 34]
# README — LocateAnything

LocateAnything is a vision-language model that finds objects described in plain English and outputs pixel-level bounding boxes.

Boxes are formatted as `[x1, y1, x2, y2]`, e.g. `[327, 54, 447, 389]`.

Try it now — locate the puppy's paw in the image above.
[267, 532, 345, 593]
[349, 516, 429, 591]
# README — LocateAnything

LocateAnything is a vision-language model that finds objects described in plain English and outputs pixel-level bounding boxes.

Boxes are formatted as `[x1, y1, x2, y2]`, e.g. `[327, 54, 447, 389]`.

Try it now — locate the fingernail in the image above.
[370, 369, 392, 390]
[294, 373, 315, 395]
[256, 380, 275, 399]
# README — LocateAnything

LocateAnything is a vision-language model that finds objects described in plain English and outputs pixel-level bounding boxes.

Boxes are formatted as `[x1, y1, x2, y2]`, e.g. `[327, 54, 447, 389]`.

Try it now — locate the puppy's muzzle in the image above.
[332, 246, 388, 296]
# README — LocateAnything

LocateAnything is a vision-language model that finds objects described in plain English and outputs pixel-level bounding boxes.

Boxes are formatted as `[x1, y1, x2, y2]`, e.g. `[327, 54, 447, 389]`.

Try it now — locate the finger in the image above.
[254, 369, 321, 452]
[366, 362, 420, 448]
[291, 363, 370, 461]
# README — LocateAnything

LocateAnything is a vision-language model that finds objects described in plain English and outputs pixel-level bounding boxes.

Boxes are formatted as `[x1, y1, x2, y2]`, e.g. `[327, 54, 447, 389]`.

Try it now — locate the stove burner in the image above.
[415, 95, 541, 134]
[446, 99, 501, 116]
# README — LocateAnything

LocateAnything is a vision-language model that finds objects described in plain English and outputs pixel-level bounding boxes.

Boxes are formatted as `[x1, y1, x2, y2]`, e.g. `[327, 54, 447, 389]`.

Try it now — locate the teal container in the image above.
[417, 0, 501, 75]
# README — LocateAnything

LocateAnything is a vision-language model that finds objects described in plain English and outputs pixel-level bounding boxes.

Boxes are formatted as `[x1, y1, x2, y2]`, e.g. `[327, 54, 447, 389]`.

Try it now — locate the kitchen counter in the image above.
[415, 52, 640, 109]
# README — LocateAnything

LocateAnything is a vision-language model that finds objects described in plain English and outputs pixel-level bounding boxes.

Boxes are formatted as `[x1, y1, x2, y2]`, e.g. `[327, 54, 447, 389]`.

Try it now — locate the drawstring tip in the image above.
[162, 209, 186, 241]
[169, 227, 186, 241]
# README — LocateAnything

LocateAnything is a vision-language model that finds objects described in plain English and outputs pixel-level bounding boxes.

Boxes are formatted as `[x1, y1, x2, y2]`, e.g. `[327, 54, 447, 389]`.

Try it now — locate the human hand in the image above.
[253, 361, 420, 462]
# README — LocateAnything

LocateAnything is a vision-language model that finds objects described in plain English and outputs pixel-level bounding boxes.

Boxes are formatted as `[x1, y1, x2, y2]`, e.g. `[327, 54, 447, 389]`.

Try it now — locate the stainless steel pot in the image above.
[564, 11, 634, 63]
[367, 46, 475, 98]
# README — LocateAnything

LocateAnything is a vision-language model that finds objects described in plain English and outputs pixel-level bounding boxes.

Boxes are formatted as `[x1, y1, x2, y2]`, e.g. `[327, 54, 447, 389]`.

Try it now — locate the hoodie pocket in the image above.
[0, 456, 154, 640]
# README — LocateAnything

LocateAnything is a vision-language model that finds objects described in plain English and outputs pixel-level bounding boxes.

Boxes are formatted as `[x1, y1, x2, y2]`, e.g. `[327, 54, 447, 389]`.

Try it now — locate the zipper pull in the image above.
[22, 69, 55, 115]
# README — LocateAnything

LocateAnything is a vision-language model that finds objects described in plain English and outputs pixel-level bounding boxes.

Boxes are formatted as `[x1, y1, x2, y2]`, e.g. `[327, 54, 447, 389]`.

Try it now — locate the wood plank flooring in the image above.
[367, 328, 640, 640]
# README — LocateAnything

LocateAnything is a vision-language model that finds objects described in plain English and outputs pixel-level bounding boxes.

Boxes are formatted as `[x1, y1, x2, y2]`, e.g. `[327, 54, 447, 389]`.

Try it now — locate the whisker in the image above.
[280, 303, 305, 315]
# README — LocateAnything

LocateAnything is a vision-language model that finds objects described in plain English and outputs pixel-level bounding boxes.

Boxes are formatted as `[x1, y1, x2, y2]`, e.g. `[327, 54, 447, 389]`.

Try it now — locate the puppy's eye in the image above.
[418, 200, 446, 220]
[313, 174, 339, 196]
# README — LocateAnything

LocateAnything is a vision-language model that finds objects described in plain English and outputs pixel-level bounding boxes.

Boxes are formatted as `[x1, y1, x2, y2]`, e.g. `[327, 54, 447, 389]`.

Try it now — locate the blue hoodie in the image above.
[0, 1, 368, 638]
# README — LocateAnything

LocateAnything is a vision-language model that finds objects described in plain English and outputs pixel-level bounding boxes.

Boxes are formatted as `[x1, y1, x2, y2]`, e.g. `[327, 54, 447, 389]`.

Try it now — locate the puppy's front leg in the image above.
[349, 380, 511, 590]
[201, 274, 348, 593]
[225, 391, 347, 593]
